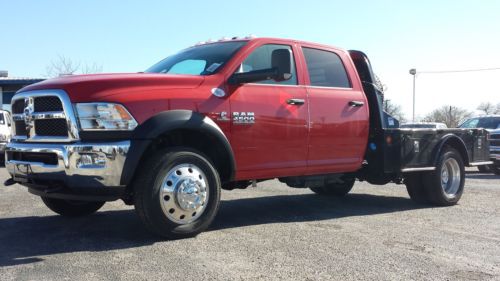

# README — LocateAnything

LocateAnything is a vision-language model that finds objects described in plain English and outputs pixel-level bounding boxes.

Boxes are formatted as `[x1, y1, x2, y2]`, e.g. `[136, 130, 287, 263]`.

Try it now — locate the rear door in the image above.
[228, 43, 309, 178]
[300, 46, 369, 173]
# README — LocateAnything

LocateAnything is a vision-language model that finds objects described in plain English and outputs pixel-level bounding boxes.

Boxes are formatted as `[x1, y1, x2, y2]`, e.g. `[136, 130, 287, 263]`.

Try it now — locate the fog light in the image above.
[77, 153, 106, 168]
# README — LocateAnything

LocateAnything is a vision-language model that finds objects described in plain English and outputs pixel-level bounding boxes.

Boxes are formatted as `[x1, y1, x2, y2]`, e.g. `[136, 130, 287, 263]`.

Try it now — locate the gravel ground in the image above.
[0, 167, 499, 281]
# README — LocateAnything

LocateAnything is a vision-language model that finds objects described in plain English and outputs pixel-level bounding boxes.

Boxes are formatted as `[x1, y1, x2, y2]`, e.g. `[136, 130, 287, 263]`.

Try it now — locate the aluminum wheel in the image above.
[440, 157, 461, 197]
[159, 163, 209, 224]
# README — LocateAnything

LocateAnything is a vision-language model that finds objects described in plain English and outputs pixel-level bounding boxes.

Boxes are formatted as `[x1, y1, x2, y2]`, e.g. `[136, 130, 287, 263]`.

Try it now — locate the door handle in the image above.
[287, 98, 305, 105]
[348, 101, 364, 107]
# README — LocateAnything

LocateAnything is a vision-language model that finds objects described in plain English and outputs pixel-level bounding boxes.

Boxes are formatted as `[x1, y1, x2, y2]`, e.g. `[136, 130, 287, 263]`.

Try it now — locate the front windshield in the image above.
[145, 41, 247, 76]
[477, 117, 500, 129]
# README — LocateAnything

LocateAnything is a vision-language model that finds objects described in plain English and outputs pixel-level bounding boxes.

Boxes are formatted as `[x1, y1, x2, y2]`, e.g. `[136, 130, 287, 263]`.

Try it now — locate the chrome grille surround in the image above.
[10, 90, 80, 142]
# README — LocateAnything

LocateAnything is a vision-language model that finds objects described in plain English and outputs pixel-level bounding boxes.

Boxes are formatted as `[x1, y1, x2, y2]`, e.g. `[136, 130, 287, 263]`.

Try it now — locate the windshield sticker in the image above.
[206, 63, 221, 73]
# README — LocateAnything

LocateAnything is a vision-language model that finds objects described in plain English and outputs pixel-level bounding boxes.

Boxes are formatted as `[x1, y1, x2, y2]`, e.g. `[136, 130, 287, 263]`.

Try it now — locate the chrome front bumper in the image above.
[5, 141, 130, 188]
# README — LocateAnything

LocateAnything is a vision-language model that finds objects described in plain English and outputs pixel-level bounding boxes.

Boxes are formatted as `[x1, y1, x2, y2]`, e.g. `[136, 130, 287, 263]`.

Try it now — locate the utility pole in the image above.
[409, 68, 417, 122]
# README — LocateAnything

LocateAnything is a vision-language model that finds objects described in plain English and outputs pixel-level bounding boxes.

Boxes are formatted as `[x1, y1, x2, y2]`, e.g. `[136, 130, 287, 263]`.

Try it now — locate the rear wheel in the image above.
[404, 172, 430, 204]
[134, 148, 221, 239]
[490, 164, 500, 175]
[477, 165, 490, 173]
[422, 147, 465, 206]
[309, 176, 355, 197]
[41, 197, 105, 217]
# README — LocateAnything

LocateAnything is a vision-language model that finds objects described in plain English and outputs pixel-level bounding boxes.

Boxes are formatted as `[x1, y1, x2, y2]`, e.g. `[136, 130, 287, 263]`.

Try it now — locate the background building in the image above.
[0, 70, 44, 111]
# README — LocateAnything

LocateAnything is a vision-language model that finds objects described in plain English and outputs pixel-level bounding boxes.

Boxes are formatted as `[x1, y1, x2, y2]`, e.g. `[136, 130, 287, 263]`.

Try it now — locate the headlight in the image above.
[75, 103, 138, 131]
[0, 134, 7, 142]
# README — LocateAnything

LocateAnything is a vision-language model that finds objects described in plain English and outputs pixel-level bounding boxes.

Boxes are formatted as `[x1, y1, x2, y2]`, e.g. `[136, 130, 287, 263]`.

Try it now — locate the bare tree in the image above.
[374, 74, 388, 93]
[423, 105, 472, 128]
[45, 55, 102, 77]
[383, 99, 406, 122]
[477, 102, 498, 115]
[45, 55, 80, 77]
[81, 62, 103, 74]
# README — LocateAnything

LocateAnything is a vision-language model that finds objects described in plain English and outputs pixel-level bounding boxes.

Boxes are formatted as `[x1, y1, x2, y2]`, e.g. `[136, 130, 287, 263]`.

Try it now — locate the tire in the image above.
[404, 172, 430, 204]
[490, 164, 500, 175]
[477, 165, 490, 173]
[133, 148, 221, 239]
[41, 197, 105, 217]
[422, 147, 465, 206]
[309, 176, 355, 196]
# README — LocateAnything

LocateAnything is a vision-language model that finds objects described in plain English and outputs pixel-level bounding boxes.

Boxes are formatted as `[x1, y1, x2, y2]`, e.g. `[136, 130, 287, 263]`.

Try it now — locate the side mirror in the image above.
[229, 68, 278, 84]
[229, 49, 292, 84]
[271, 49, 292, 81]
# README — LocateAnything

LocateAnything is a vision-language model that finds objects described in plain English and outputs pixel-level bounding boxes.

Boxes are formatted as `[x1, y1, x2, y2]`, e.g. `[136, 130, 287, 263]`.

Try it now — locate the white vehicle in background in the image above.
[459, 115, 500, 174]
[0, 110, 12, 162]
[400, 122, 448, 129]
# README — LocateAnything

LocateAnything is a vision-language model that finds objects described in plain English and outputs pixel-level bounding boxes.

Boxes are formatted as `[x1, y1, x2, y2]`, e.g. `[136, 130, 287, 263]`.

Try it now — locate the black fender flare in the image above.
[120, 110, 235, 185]
[432, 134, 470, 166]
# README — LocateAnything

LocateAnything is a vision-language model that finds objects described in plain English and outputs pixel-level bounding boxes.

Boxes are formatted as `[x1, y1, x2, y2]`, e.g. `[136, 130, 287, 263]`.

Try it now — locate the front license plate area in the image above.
[13, 164, 32, 183]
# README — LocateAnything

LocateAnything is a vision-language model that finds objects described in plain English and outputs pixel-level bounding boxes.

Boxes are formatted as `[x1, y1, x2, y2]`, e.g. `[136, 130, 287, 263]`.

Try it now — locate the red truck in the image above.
[5, 37, 491, 238]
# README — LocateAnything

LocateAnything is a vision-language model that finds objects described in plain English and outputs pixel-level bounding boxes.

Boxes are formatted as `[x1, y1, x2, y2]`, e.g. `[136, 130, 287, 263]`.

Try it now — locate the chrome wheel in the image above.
[159, 164, 209, 224]
[440, 157, 461, 197]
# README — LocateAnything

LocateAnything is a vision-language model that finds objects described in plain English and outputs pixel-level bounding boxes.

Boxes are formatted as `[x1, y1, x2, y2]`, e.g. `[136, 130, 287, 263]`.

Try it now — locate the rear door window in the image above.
[302, 47, 351, 88]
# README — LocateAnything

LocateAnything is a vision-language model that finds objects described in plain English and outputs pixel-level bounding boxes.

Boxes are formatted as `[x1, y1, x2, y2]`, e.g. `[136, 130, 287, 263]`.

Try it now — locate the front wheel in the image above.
[134, 148, 221, 239]
[41, 197, 105, 217]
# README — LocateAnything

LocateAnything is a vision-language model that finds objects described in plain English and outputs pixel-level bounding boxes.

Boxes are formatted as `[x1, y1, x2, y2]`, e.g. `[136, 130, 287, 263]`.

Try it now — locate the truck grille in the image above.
[34, 119, 68, 136]
[12, 99, 25, 114]
[34, 96, 63, 112]
[14, 120, 28, 136]
[490, 134, 500, 147]
[10, 91, 79, 142]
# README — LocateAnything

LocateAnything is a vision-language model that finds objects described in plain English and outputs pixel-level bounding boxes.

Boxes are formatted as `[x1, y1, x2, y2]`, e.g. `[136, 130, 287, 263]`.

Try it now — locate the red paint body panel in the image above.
[20, 37, 370, 181]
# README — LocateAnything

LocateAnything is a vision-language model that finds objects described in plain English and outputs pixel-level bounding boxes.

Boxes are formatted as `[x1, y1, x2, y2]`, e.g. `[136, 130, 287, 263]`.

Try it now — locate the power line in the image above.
[417, 67, 500, 74]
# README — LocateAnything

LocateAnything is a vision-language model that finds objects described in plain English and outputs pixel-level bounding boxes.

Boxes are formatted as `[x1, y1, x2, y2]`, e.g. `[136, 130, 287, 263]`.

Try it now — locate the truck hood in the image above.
[19, 73, 205, 102]
[489, 128, 500, 135]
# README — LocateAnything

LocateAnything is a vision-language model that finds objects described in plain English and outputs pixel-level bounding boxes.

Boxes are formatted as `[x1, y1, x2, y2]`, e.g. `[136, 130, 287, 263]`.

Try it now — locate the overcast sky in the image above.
[1, 0, 499, 120]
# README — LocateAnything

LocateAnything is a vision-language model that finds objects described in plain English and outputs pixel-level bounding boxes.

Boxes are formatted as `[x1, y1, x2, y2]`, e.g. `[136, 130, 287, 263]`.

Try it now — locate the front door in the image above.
[228, 43, 308, 179]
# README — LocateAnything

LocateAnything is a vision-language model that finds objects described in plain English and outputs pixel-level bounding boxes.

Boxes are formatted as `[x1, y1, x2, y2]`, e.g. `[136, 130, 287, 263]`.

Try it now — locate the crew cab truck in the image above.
[4, 37, 491, 238]
[459, 116, 500, 174]
[487, 129, 500, 174]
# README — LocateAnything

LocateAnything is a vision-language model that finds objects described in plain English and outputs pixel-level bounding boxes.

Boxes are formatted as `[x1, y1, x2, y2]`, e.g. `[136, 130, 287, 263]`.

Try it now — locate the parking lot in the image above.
[0, 167, 499, 281]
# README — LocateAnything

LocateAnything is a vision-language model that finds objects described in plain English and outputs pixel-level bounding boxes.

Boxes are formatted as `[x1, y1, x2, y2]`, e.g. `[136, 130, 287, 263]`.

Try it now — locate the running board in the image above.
[469, 161, 493, 166]
[401, 167, 436, 173]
